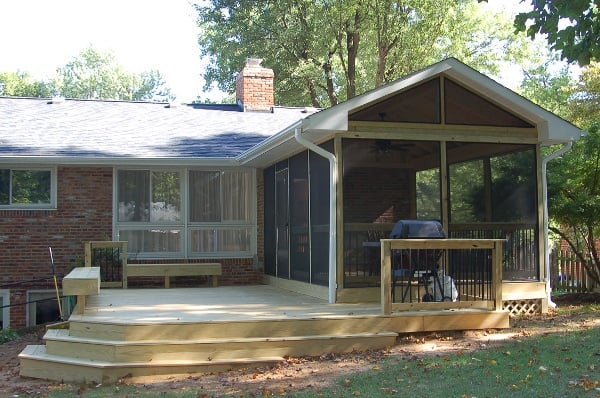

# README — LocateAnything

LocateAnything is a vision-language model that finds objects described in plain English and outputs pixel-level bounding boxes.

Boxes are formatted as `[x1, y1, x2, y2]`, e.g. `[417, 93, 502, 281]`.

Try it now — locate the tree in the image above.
[514, 0, 600, 66]
[53, 47, 172, 102]
[196, 0, 530, 108]
[545, 63, 600, 286]
[0, 71, 53, 97]
[517, 56, 576, 117]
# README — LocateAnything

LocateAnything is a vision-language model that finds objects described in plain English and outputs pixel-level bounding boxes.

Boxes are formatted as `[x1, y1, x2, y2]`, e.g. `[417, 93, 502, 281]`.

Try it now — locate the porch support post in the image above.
[542, 141, 573, 308]
[294, 126, 338, 304]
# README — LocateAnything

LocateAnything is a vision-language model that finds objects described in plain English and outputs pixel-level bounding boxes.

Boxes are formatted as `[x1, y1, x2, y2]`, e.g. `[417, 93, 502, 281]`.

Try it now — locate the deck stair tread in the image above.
[45, 328, 398, 345]
[20, 345, 286, 368]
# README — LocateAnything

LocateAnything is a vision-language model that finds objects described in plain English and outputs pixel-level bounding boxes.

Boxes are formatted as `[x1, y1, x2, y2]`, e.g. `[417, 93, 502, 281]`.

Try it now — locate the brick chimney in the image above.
[236, 58, 274, 112]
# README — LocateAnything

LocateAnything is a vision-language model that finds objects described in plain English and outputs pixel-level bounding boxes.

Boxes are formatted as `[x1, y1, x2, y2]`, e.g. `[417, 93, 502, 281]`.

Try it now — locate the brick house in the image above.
[0, 58, 584, 329]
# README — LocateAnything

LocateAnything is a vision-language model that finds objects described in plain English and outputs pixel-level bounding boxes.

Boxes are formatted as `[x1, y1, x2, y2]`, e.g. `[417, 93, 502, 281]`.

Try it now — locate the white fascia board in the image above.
[0, 156, 240, 167]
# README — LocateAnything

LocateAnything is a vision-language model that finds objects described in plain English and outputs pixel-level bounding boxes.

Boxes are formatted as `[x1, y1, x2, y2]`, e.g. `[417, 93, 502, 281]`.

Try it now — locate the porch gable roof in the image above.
[303, 58, 583, 142]
[239, 58, 585, 167]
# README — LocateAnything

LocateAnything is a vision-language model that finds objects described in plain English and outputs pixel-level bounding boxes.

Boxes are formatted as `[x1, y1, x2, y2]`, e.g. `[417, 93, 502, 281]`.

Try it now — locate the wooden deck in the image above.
[71, 285, 380, 323]
[20, 285, 509, 383]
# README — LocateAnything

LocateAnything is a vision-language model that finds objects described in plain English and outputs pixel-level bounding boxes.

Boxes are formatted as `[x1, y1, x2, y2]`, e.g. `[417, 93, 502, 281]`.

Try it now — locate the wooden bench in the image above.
[62, 267, 101, 314]
[125, 263, 222, 288]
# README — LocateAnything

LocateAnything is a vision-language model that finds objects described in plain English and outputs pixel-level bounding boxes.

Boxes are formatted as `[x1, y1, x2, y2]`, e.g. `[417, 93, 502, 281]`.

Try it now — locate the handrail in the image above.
[380, 238, 504, 314]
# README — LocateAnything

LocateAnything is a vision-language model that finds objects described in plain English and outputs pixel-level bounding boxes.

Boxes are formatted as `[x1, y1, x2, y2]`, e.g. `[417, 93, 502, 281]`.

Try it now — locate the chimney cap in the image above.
[245, 58, 263, 67]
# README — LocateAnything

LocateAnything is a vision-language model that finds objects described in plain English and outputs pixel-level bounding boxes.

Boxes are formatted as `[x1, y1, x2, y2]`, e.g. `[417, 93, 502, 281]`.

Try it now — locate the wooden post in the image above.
[493, 240, 503, 311]
[84, 242, 92, 267]
[381, 240, 392, 315]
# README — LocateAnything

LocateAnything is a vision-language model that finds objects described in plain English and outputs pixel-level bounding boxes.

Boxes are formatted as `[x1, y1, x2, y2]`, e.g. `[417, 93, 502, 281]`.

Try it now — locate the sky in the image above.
[0, 0, 528, 103]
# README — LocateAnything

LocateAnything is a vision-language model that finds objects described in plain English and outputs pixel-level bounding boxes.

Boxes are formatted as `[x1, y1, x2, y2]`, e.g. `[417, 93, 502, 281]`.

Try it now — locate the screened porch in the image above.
[342, 138, 539, 294]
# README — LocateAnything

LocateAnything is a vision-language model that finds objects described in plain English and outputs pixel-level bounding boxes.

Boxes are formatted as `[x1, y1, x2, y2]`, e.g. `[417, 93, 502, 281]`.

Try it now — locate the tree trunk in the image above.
[323, 54, 338, 106]
[346, 11, 361, 99]
[307, 78, 322, 108]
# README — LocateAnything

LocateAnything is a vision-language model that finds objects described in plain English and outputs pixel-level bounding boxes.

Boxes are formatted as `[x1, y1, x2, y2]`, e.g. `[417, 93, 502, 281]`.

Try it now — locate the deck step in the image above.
[67, 316, 393, 341]
[19, 345, 285, 384]
[43, 329, 398, 362]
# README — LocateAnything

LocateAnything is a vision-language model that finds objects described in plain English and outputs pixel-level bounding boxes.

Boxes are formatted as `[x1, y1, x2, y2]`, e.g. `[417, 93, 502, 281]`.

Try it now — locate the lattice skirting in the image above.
[503, 299, 542, 316]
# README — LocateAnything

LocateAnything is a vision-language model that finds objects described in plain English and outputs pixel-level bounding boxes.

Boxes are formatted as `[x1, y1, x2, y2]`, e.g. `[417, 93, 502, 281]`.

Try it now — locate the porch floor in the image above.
[72, 285, 381, 323]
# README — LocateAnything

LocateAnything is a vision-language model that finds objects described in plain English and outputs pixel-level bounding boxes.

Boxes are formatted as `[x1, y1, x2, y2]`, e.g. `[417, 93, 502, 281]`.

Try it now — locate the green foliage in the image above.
[53, 47, 172, 102]
[1, 46, 173, 102]
[0, 328, 19, 344]
[514, 0, 600, 66]
[546, 62, 600, 286]
[518, 58, 577, 118]
[196, 0, 530, 107]
[0, 71, 54, 97]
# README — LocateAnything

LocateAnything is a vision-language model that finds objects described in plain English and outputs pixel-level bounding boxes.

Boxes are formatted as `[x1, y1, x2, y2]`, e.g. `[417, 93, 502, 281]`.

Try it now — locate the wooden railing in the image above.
[84, 241, 128, 288]
[343, 222, 534, 287]
[380, 239, 504, 314]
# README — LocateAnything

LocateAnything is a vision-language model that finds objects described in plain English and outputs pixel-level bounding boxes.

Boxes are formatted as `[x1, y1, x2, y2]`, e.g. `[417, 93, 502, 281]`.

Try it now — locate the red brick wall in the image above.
[256, 170, 265, 265]
[343, 167, 411, 222]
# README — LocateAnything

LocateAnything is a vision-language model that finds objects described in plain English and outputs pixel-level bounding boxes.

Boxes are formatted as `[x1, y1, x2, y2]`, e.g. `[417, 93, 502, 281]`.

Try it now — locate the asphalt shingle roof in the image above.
[0, 97, 309, 158]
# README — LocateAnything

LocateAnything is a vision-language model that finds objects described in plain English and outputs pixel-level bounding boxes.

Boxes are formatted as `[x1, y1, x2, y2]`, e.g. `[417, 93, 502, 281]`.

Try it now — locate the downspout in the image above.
[294, 125, 338, 304]
[542, 141, 573, 308]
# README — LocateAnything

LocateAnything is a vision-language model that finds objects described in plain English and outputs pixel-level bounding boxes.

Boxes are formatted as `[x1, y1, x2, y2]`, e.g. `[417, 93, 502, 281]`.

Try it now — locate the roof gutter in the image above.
[294, 123, 338, 304]
[542, 140, 573, 308]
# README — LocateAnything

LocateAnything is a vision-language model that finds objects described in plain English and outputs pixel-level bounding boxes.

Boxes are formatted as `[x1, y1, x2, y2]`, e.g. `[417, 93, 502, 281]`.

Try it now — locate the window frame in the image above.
[0, 166, 57, 209]
[114, 167, 256, 259]
[0, 289, 10, 329]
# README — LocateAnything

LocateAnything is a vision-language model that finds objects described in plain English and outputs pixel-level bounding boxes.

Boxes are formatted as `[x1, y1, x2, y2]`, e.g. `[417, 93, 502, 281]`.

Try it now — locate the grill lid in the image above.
[389, 220, 445, 239]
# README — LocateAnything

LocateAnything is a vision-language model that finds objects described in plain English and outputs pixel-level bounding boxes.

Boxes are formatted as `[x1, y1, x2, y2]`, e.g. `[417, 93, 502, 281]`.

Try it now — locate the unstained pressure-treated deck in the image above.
[20, 285, 509, 383]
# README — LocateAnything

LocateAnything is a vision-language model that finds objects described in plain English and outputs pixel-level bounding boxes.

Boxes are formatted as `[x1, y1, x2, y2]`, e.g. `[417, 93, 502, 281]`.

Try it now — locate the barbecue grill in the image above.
[390, 220, 456, 302]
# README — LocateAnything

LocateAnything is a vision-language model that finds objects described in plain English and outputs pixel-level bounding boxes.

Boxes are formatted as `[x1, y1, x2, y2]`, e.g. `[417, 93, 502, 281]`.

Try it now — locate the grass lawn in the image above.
[315, 323, 600, 397]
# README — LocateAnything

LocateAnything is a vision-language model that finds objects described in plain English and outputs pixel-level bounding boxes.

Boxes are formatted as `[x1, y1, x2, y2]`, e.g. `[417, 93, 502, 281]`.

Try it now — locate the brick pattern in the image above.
[236, 59, 275, 112]
[256, 171, 265, 265]
[343, 167, 411, 222]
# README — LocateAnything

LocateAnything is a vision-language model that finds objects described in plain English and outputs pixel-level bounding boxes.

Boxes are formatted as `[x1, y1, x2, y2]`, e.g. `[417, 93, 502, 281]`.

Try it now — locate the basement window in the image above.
[26, 291, 69, 327]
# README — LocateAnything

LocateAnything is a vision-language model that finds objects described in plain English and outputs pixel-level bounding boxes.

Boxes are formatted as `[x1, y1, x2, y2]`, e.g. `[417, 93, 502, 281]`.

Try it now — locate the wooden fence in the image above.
[550, 248, 597, 293]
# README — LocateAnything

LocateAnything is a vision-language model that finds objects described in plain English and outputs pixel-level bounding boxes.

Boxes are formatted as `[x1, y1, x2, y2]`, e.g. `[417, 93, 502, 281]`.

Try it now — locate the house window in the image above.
[116, 168, 254, 258]
[0, 168, 56, 209]
[0, 290, 9, 329]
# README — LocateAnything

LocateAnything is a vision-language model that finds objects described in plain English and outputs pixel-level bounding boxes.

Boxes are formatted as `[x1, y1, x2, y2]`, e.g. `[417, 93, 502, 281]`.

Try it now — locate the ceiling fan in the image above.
[372, 139, 413, 155]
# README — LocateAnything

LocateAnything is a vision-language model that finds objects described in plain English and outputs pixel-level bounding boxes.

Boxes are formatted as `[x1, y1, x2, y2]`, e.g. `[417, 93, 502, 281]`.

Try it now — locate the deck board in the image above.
[74, 285, 381, 324]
